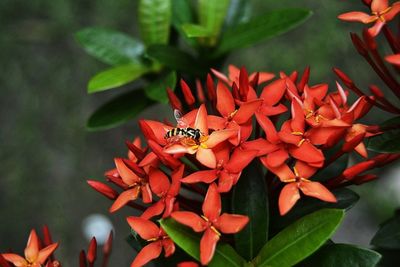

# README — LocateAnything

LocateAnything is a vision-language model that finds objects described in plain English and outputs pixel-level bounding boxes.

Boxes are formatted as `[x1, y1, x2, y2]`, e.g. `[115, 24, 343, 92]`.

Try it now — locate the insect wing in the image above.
[174, 109, 189, 128]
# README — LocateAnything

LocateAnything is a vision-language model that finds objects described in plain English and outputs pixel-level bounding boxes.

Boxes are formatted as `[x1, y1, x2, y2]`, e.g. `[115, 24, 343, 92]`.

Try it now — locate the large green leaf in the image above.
[371, 211, 400, 249]
[88, 64, 149, 93]
[145, 71, 177, 103]
[271, 188, 358, 229]
[198, 0, 230, 45]
[146, 45, 204, 75]
[75, 27, 144, 66]
[182, 23, 212, 38]
[367, 116, 400, 153]
[87, 89, 153, 131]
[160, 218, 247, 267]
[215, 8, 312, 56]
[300, 244, 381, 267]
[253, 209, 344, 267]
[232, 162, 269, 260]
[138, 0, 171, 46]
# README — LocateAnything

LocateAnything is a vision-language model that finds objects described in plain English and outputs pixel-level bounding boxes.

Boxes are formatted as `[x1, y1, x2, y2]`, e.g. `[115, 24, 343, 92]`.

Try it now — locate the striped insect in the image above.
[164, 110, 202, 145]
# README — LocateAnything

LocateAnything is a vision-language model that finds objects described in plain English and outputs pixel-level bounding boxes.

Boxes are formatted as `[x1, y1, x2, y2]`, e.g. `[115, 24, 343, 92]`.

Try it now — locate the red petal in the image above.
[204, 129, 236, 148]
[299, 181, 337, 202]
[338, 11, 374, 23]
[217, 171, 238, 193]
[177, 261, 199, 267]
[216, 81, 235, 117]
[233, 100, 262, 124]
[255, 113, 279, 143]
[251, 71, 275, 84]
[228, 65, 240, 83]
[279, 183, 301, 215]
[241, 138, 279, 156]
[385, 54, 400, 65]
[162, 239, 175, 257]
[37, 243, 59, 264]
[202, 183, 221, 222]
[225, 148, 257, 173]
[261, 103, 288, 116]
[87, 180, 118, 200]
[171, 211, 207, 232]
[86, 238, 97, 264]
[109, 187, 140, 213]
[207, 115, 226, 130]
[211, 68, 230, 85]
[181, 79, 195, 106]
[384, 2, 400, 21]
[25, 229, 40, 262]
[148, 140, 182, 169]
[181, 170, 218, 184]
[368, 20, 385, 37]
[168, 164, 184, 196]
[167, 88, 183, 111]
[149, 167, 170, 196]
[260, 78, 287, 105]
[290, 100, 305, 133]
[140, 120, 170, 145]
[131, 241, 162, 267]
[265, 149, 289, 168]
[371, 0, 388, 12]
[141, 201, 166, 220]
[261, 162, 295, 182]
[115, 158, 140, 186]
[289, 142, 324, 164]
[2, 254, 27, 266]
[126, 217, 159, 240]
[141, 183, 153, 204]
[206, 74, 217, 101]
[216, 214, 249, 234]
[194, 104, 208, 135]
[200, 228, 220, 266]
[196, 147, 216, 168]
[294, 161, 318, 179]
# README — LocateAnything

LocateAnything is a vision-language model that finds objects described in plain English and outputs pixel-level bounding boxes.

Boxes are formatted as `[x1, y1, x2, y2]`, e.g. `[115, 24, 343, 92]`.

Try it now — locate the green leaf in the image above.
[87, 89, 153, 131]
[198, 0, 230, 45]
[88, 64, 149, 93]
[225, 0, 252, 26]
[138, 0, 172, 46]
[146, 44, 204, 75]
[171, 0, 194, 27]
[371, 210, 400, 249]
[145, 71, 177, 103]
[232, 162, 269, 260]
[300, 244, 381, 267]
[160, 218, 247, 267]
[253, 209, 344, 267]
[182, 23, 212, 38]
[367, 116, 400, 153]
[215, 8, 312, 56]
[75, 27, 144, 65]
[271, 188, 358, 230]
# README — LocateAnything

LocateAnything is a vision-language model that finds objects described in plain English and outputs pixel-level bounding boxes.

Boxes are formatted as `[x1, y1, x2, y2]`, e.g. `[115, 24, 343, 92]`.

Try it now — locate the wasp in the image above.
[164, 110, 202, 144]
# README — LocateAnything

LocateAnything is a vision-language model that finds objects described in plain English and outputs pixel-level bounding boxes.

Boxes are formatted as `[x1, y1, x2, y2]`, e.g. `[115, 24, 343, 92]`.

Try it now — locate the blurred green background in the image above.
[0, 0, 399, 265]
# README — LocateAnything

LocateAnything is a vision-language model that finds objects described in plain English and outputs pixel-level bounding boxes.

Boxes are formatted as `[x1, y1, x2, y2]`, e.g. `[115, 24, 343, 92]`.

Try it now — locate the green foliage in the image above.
[371, 210, 400, 249]
[138, 0, 172, 46]
[367, 116, 400, 153]
[182, 23, 212, 38]
[215, 8, 312, 56]
[301, 244, 381, 267]
[252, 209, 344, 267]
[198, 0, 230, 45]
[87, 89, 153, 131]
[87, 63, 150, 93]
[160, 218, 247, 267]
[145, 71, 177, 103]
[232, 162, 269, 260]
[75, 27, 144, 66]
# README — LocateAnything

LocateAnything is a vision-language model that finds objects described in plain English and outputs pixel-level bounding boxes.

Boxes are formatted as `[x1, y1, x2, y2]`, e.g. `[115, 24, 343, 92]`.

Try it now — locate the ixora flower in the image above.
[267, 161, 337, 215]
[171, 184, 249, 265]
[211, 64, 275, 86]
[127, 217, 175, 267]
[338, 0, 400, 36]
[2, 229, 58, 267]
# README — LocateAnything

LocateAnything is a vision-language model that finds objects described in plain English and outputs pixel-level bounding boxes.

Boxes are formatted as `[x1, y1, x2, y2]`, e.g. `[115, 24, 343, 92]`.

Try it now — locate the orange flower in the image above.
[2, 229, 58, 267]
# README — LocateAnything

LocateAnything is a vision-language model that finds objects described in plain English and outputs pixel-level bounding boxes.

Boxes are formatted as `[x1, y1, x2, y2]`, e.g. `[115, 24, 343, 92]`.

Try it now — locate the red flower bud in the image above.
[333, 67, 354, 87]
[102, 231, 113, 256]
[180, 79, 196, 106]
[196, 79, 205, 103]
[87, 180, 118, 200]
[87, 237, 97, 264]
[167, 87, 182, 111]
[206, 73, 216, 102]
[79, 250, 87, 267]
[350, 32, 368, 56]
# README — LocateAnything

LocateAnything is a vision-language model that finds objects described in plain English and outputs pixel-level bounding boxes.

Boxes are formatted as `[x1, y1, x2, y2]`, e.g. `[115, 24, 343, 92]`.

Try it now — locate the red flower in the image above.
[385, 53, 400, 65]
[171, 183, 249, 265]
[181, 147, 257, 192]
[2, 229, 58, 267]
[141, 165, 184, 219]
[211, 64, 275, 86]
[338, 0, 400, 36]
[268, 161, 336, 215]
[127, 217, 175, 267]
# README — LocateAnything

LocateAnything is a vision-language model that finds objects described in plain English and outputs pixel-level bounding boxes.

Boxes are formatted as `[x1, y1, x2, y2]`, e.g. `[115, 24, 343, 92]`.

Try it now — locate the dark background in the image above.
[0, 0, 399, 265]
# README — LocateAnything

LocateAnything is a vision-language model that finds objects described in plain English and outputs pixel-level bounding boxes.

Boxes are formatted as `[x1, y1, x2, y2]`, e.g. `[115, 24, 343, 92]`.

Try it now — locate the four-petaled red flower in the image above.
[171, 183, 249, 265]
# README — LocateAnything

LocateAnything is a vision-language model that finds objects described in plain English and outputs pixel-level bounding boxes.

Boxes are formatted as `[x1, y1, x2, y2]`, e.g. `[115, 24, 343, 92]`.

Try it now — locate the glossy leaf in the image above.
[160, 218, 246, 267]
[300, 244, 381, 267]
[75, 27, 144, 65]
[253, 209, 344, 267]
[87, 89, 153, 131]
[138, 0, 171, 46]
[145, 71, 177, 103]
[215, 8, 312, 56]
[88, 64, 150, 93]
[146, 45, 204, 75]
[232, 162, 269, 260]
[272, 188, 358, 229]
[371, 211, 400, 249]
[367, 116, 400, 153]
[182, 23, 212, 38]
[198, 0, 230, 45]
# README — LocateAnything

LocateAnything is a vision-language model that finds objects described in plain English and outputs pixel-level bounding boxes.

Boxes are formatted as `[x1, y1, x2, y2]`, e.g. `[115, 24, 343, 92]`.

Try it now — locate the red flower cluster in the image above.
[88, 65, 396, 266]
